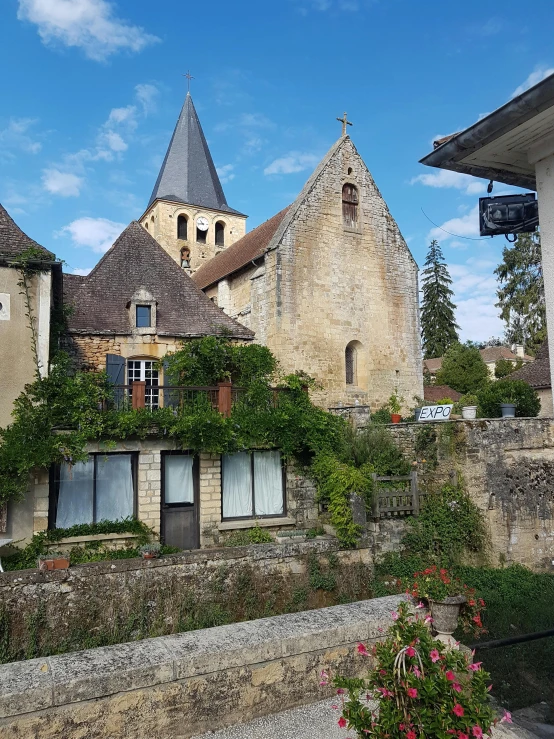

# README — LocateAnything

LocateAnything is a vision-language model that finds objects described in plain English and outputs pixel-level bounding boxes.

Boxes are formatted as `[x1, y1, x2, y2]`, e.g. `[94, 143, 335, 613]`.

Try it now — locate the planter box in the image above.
[38, 557, 70, 571]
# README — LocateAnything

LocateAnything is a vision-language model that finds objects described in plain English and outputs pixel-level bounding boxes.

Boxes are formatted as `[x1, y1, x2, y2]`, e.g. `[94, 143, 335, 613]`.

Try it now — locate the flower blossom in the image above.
[458, 733, 469, 739]
[391, 611, 399, 621]
[446, 670, 456, 682]
[415, 601, 425, 609]
[413, 666, 421, 678]
[472, 726, 483, 738]
[407, 688, 418, 699]
[406, 731, 417, 739]
[453, 704, 465, 717]
[468, 662, 482, 672]
[430, 649, 440, 663]
[338, 717, 347, 728]
[357, 643, 370, 656]
[453, 683, 462, 693]
[406, 646, 416, 657]
[501, 712, 512, 724]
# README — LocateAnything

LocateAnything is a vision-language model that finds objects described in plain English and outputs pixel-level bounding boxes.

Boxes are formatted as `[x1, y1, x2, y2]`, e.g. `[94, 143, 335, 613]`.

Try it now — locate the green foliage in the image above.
[371, 405, 394, 424]
[402, 483, 488, 566]
[453, 394, 479, 414]
[334, 601, 497, 739]
[435, 342, 490, 394]
[338, 423, 410, 476]
[495, 232, 545, 356]
[415, 425, 438, 469]
[420, 240, 460, 359]
[477, 379, 540, 418]
[308, 552, 337, 591]
[224, 525, 274, 547]
[162, 336, 278, 387]
[494, 357, 517, 379]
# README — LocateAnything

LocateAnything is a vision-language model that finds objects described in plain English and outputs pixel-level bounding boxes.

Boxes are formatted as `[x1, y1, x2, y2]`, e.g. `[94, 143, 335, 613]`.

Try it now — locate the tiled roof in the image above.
[148, 93, 243, 215]
[0, 203, 54, 260]
[192, 207, 291, 290]
[63, 221, 254, 340]
[510, 340, 551, 388]
[480, 346, 533, 363]
[423, 357, 442, 373]
[424, 385, 462, 402]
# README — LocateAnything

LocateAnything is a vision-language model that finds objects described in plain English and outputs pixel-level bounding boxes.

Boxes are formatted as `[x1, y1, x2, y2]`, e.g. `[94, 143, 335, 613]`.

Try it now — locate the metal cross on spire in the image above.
[183, 70, 194, 93]
[336, 112, 353, 136]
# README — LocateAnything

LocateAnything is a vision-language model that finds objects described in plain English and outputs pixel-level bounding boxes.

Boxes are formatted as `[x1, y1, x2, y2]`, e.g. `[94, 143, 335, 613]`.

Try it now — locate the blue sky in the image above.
[2, 0, 553, 342]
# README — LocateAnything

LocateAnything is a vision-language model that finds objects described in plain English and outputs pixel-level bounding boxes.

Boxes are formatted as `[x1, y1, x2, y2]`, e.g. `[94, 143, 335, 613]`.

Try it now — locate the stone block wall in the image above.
[388, 418, 554, 571]
[0, 594, 405, 739]
[63, 334, 181, 373]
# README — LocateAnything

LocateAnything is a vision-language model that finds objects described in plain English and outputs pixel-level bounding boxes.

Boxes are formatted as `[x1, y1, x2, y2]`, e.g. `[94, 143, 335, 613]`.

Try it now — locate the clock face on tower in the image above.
[196, 217, 209, 232]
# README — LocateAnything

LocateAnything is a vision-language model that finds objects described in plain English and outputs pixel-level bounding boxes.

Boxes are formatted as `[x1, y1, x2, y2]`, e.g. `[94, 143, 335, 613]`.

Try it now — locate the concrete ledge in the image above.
[0, 594, 408, 737]
[218, 517, 296, 531]
[50, 532, 139, 546]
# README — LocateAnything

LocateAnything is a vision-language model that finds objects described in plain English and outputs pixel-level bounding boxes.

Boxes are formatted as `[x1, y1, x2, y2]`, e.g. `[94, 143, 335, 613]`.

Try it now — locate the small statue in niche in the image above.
[180, 247, 190, 269]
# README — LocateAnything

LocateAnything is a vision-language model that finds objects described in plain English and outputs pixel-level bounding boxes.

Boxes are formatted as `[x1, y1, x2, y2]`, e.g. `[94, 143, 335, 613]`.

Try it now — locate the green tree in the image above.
[495, 232, 545, 356]
[494, 357, 523, 379]
[435, 342, 489, 394]
[420, 239, 459, 359]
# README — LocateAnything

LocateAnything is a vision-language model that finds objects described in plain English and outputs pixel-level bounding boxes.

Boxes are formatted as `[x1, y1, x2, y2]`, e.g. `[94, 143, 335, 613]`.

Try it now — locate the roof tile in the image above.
[0, 203, 54, 260]
[510, 340, 550, 388]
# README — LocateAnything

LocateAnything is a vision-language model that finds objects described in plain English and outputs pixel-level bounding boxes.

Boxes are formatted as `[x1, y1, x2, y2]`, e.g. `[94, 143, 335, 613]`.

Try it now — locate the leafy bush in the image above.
[338, 424, 410, 476]
[332, 600, 501, 739]
[224, 525, 274, 547]
[436, 343, 490, 394]
[402, 483, 487, 566]
[453, 394, 479, 414]
[494, 357, 520, 379]
[477, 379, 540, 418]
[371, 406, 393, 424]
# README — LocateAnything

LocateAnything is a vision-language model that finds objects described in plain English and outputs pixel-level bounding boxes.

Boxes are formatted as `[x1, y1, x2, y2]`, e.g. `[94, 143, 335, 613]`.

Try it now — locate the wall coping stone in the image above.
[49, 532, 138, 546]
[0, 538, 341, 585]
[0, 594, 408, 719]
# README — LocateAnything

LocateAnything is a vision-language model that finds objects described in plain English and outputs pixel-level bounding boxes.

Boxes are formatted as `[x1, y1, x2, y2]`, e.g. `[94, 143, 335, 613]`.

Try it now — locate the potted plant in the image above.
[139, 542, 161, 560]
[37, 551, 70, 571]
[331, 600, 507, 739]
[459, 393, 479, 420]
[407, 566, 486, 646]
[499, 393, 516, 418]
[389, 392, 404, 424]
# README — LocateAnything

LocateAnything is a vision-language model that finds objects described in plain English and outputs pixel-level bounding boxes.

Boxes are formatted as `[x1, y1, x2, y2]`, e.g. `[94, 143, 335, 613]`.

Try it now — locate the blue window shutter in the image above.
[106, 354, 125, 407]
[163, 358, 179, 409]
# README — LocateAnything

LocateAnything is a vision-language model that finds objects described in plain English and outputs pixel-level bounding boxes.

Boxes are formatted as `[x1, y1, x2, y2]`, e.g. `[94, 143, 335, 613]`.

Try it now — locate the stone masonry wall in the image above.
[63, 334, 182, 373]
[0, 594, 405, 739]
[217, 136, 423, 410]
[388, 418, 554, 571]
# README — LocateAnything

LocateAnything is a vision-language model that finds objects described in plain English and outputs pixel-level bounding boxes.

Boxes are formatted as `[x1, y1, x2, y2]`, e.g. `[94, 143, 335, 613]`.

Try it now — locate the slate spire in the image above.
[148, 93, 238, 213]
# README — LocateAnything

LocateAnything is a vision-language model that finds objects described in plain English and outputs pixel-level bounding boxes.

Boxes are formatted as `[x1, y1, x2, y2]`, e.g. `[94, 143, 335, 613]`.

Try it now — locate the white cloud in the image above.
[456, 295, 504, 342]
[216, 164, 235, 184]
[511, 66, 554, 98]
[134, 83, 159, 115]
[59, 216, 126, 253]
[42, 169, 83, 197]
[17, 0, 160, 61]
[264, 151, 321, 176]
[428, 205, 480, 242]
[293, 0, 360, 13]
[0, 117, 42, 158]
[411, 170, 486, 195]
[71, 267, 92, 276]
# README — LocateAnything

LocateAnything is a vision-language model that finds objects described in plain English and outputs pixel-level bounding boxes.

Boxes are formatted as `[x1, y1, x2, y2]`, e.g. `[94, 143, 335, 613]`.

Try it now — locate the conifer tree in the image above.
[420, 239, 459, 359]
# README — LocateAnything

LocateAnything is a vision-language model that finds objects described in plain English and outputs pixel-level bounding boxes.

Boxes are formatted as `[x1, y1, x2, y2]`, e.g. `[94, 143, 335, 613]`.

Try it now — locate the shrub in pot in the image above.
[331, 600, 509, 739]
[455, 393, 479, 420]
[477, 379, 540, 419]
[388, 392, 404, 424]
[139, 542, 161, 559]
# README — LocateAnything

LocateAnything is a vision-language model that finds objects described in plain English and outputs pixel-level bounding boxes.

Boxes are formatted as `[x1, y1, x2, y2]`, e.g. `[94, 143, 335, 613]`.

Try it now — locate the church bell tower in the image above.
[140, 92, 247, 273]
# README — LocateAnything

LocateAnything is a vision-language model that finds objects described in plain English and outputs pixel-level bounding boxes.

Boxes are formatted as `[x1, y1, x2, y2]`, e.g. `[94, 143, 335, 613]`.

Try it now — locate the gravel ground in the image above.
[190, 697, 347, 739]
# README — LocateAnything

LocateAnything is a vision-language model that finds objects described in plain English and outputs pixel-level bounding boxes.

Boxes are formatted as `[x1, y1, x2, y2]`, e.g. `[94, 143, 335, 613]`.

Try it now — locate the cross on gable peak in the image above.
[336, 112, 353, 137]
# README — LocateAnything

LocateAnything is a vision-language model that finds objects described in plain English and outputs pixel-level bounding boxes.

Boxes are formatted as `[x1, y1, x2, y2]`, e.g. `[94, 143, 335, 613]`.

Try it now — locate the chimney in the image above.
[512, 343, 525, 358]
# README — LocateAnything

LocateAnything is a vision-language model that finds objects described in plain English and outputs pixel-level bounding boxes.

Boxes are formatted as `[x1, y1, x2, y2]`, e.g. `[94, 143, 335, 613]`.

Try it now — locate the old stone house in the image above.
[0, 204, 61, 542]
[141, 94, 423, 410]
[511, 340, 552, 416]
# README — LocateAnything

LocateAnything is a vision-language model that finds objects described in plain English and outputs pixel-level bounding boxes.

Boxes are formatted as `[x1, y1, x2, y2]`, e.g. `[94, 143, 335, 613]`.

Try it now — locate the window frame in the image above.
[221, 450, 287, 522]
[127, 358, 160, 409]
[161, 450, 199, 509]
[135, 305, 152, 328]
[342, 182, 359, 229]
[49, 452, 138, 530]
[345, 343, 356, 385]
[177, 214, 188, 241]
[215, 221, 225, 247]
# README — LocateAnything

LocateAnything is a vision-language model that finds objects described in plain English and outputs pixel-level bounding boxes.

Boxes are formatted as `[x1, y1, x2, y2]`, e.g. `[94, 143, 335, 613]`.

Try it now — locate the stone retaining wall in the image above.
[0, 594, 406, 739]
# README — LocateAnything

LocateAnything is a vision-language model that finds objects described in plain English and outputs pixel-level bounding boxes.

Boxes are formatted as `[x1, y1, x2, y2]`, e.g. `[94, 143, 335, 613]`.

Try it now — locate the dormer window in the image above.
[342, 183, 359, 228]
[136, 305, 151, 328]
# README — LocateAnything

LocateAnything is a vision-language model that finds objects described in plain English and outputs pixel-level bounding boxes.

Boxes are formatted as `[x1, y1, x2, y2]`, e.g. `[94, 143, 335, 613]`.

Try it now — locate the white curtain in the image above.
[222, 452, 252, 518]
[95, 454, 134, 521]
[56, 459, 94, 528]
[164, 455, 194, 504]
[254, 451, 284, 516]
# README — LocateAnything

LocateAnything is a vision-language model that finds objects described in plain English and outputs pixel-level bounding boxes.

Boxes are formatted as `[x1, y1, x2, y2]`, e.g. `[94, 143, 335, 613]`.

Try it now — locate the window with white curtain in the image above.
[54, 454, 135, 528]
[222, 450, 284, 519]
[164, 455, 195, 504]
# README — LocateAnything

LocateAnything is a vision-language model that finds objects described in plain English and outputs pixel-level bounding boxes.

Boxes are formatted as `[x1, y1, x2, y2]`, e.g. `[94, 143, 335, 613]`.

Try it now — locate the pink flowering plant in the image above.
[331, 601, 506, 739]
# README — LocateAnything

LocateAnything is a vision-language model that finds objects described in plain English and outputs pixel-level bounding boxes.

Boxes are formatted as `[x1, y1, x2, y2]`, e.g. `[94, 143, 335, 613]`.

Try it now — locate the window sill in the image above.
[49, 533, 139, 546]
[343, 227, 362, 235]
[218, 517, 295, 531]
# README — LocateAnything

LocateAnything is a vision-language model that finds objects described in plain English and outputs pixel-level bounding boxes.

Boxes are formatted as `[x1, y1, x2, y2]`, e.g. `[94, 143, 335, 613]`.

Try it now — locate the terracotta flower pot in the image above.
[429, 595, 466, 648]
[390, 413, 402, 424]
[142, 552, 158, 560]
[38, 557, 70, 571]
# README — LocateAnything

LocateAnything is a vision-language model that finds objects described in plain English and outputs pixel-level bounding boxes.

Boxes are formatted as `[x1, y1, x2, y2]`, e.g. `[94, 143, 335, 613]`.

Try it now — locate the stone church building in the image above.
[141, 94, 422, 409]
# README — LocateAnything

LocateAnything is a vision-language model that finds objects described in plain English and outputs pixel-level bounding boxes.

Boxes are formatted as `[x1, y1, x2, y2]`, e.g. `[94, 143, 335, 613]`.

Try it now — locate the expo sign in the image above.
[417, 404, 453, 422]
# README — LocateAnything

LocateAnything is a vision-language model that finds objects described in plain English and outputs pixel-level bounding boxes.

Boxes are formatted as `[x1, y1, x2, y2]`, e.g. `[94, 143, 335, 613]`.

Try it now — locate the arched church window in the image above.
[177, 215, 188, 241]
[345, 342, 357, 385]
[342, 183, 358, 228]
[215, 221, 225, 247]
[144, 222, 149, 230]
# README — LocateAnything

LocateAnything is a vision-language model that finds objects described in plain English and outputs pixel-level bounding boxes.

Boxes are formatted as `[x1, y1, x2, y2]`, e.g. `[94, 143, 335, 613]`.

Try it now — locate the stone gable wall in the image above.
[63, 334, 182, 373]
[213, 138, 423, 410]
